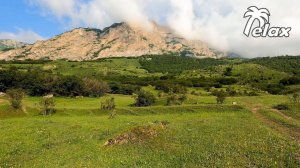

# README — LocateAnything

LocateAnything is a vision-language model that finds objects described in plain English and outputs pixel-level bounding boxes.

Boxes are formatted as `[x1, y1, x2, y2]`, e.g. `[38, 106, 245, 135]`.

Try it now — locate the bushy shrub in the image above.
[191, 91, 200, 96]
[290, 92, 300, 103]
[82, 78, 110, 97]
[40, 96, 56, 116]
[54, 76, 83, 97]
[226, 87, 237, 96]
[6, 88, 25, 109]
[265, 84, 285, 95]
[110, 83, 141, 95]
[280, 76, 300, 85]
[212, 90, 228, 104]
[273, 104, 289, 110]
[101, 97, 116, 110]
[134, 90, 156, 107]
[155, 83, 187, 94]
[223, 67, 233, 76]
[217, 77, 238, 85]
[247, 91, 259, 96]
[166, 94, 187, 105]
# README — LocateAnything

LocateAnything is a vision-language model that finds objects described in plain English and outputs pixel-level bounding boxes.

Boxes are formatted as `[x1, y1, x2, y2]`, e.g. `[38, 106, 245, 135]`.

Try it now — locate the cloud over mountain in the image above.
[0, 29, 46, 44]
[27, 0, 300, 57]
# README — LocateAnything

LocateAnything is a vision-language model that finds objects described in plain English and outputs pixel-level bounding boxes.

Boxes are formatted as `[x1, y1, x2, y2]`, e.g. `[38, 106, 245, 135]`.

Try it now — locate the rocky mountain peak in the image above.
[0, 22, 221, 61]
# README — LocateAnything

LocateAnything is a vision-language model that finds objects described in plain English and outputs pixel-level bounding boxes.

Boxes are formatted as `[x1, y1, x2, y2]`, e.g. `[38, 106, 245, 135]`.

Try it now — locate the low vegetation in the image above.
[134, 90, 156, 107]
[6, 88, 25, 109]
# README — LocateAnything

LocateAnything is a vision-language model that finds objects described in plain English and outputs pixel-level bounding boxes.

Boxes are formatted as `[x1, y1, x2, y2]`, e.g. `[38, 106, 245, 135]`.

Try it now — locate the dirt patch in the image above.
[104, 121, 169, 146]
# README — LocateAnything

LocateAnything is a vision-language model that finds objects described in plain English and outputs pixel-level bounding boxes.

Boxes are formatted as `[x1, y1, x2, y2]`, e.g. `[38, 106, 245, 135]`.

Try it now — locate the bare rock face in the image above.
[0, 22, 220, 61]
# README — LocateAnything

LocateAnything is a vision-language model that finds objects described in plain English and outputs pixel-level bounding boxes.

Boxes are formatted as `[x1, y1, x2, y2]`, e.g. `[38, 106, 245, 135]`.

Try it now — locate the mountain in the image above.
[0, 22, 222, 61]
[0, 39, 27, 51]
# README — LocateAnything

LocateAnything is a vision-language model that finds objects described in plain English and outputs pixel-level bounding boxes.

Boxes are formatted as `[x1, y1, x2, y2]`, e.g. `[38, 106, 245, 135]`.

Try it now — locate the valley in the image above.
[0, 55, 299, 167]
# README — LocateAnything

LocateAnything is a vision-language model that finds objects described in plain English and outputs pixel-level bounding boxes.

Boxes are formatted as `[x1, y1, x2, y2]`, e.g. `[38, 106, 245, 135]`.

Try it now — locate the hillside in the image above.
[0, 39, 27, 51]
[0, 22, 220, 61]
[247, 56, 300, 75]
[0, 55, 299, 167]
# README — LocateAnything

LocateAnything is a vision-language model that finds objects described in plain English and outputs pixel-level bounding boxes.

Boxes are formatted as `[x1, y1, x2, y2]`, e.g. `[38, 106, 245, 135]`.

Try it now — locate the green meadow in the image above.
[0, 56, 299, 167]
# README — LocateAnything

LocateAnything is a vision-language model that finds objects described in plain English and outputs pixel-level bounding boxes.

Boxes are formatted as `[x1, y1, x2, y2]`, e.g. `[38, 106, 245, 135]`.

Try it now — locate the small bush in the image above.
[167, 94, 187, 105]
[101, 97, 116, 110]
[273, 104, 289, 110]
[110, 84, 141, 95]
[247, 91, 259, 96]
[191, 91, 200, 96]
[217, 77, 238, 85]
[82, 78, 110, 97]
[6, 88, 25, 109]
[212, 90, 227, 104]
[40, 96, 56, 116]
[155, 83, 187, 94]
[226, 87, 237, 96]
[134, 90, 156, 107]
[290, 92, 300, 104]
[108, 110, 117, 119]
[223, 67, 233, 76]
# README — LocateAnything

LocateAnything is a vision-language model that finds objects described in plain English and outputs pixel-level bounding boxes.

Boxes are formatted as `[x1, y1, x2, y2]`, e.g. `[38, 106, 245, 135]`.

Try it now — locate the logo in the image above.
[243, 6, 291, 37]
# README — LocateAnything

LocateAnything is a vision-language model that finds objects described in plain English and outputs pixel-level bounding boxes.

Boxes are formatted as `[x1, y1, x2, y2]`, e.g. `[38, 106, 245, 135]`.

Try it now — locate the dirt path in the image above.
[251, 107, 300, 143]
[270, 108, 299, 123]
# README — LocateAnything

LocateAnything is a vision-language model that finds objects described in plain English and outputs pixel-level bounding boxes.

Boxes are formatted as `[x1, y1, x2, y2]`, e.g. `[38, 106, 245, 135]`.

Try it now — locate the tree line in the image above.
[0, 67, 110, 97]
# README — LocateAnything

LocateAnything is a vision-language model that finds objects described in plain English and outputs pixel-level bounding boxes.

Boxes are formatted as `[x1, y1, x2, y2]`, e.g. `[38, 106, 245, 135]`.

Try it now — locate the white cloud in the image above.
[27, 0, 300, 57]
[0, 29, 46, 44]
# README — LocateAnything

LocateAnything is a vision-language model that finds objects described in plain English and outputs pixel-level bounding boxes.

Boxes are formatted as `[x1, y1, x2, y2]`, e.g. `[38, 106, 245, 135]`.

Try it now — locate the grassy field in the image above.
[0, 94, 299, 167]
[0, 105, 299, 167]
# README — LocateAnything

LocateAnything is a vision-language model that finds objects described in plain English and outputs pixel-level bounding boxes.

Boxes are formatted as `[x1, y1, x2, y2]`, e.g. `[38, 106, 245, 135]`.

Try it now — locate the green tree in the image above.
[213, 90, 227, 104]
[134, 90, 156, 107]
[6, 88, 25, 109]
[83, 78, 110, 97]
[40, 96, 56, 116]
[223, 67, 233, 76]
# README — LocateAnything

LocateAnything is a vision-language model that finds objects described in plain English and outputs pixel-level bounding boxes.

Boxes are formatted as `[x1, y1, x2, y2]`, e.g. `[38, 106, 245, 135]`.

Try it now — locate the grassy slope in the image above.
[0, 108, 299, 167]
[0, 58, 162, 78]
[248, 56, 300, 75]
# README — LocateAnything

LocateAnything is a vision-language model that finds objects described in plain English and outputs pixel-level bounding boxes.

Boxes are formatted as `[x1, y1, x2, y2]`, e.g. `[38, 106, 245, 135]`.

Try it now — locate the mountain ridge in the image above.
[0, 22, 223, 61]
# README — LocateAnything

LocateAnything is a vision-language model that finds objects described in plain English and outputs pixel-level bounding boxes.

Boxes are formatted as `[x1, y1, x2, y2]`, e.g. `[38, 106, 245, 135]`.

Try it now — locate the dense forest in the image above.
[139, 55, 234, 73]
[248, 56, 300, 75]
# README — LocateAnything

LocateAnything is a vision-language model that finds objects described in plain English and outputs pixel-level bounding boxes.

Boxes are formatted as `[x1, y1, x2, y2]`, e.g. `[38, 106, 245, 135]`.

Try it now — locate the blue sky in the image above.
[0, 0, 299, 57]
[0, 0, 62, 38]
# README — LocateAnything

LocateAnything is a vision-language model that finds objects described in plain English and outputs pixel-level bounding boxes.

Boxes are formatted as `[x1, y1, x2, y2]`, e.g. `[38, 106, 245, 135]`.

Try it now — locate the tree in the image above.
[223, 67, 233, 76]
[82, 78, 110, 97]
[243, 6, 270, 36]
[40, 96, 56, 116]
[54, 76, 83, 97]
[213, 90, 227, 104]
[226, 87, 237, 96]
[134, 90, 156, 107]
[6, 88, 25, 109]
